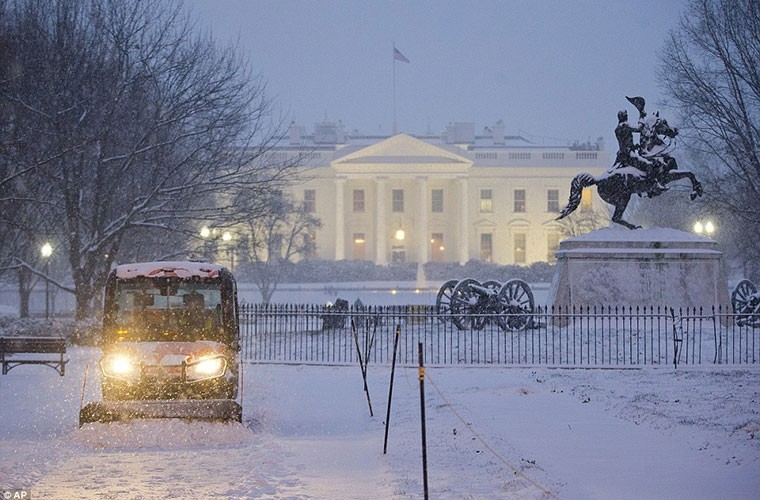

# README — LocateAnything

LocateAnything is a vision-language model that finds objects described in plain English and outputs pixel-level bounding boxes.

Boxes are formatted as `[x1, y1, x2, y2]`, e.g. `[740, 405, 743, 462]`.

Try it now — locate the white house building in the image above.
[277, 121, 609, 266]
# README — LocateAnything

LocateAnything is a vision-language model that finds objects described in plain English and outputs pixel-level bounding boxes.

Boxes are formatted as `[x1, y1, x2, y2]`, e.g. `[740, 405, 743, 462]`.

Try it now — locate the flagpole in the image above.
[392, 43, 397, 135]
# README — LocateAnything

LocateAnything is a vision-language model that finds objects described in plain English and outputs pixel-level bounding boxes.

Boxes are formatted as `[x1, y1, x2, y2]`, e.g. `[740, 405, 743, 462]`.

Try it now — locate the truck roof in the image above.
[114, 261, 225, 280]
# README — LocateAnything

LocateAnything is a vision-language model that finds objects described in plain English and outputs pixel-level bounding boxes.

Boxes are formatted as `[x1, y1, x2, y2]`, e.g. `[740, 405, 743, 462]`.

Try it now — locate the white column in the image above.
[458, 177, 469, 265]
[417, 176, 428, 264]
[375, 177, 387, 265]
[335, 177, 345, 260]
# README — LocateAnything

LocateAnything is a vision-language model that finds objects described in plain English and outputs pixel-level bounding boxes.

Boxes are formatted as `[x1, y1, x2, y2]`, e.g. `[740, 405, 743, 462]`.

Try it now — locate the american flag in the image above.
[393, 47, 410, 63]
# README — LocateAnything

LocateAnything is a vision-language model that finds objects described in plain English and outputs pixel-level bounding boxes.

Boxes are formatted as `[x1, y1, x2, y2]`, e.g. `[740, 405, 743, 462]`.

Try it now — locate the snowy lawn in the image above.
[1, 346, 759, 499]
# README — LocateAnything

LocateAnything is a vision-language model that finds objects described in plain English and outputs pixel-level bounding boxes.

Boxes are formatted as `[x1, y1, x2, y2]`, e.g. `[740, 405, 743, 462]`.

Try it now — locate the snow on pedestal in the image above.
[547, 227, 730, 308]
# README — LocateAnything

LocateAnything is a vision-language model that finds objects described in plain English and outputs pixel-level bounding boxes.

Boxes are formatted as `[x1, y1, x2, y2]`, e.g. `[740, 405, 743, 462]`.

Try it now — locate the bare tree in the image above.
[0, 0, 292, 318]
[555, 204, 609, 238]
[239, 192, 321, 303]
[658, 0, 760, 274]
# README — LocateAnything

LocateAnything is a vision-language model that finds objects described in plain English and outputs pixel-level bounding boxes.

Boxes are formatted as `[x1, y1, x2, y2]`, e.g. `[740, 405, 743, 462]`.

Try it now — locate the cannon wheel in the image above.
[481, 280, 503, 329]
[451, 278, 485, 330]
[497, 279, 535, 331]
[731, 279, 760, 327]
[435, 279, 460, 322]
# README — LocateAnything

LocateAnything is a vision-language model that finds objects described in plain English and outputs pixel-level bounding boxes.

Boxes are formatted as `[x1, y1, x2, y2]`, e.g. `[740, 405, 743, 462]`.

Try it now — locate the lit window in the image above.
[480, 189, 493, 213]
[480, 233, 493, 263]
[431, 232, 444, 262]
[353, 189, 365, 212]
[514, 189, 526, 213]
[392, 189, 404, 212]
[514, 233, 526, 264]
[581, 188, 593, 212]
[352, 233, 365, 260]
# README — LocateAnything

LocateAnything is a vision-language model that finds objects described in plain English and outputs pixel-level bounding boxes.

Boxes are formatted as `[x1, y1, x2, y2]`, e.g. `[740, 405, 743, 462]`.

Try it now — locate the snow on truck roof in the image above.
[114, 261, 225, 279]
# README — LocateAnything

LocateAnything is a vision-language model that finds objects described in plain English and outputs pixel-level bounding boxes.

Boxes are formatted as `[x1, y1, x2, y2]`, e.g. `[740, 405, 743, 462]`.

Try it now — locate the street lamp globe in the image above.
[200, 226, 211, 238]
[693, 221, 704, 234]
[41, 242, 53, 258]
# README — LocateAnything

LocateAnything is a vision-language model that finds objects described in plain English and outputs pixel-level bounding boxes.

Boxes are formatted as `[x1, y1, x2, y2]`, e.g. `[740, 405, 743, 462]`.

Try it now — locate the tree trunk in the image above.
[17, 267, 30, 318]
[73, 274, 95, 320]
[261, 285, 274, 304]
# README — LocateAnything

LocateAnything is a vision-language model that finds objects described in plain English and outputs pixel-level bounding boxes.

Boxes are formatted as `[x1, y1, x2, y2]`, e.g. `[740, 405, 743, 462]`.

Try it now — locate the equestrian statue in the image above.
[556, 96, 703, 229]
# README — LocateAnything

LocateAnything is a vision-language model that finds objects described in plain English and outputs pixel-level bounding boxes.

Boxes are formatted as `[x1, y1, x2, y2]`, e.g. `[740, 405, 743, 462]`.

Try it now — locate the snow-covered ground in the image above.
[1, 344, 759, 499]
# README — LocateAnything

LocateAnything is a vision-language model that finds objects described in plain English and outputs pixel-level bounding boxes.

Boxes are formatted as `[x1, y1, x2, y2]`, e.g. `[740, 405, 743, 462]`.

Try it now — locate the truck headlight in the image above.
[101, 354, 140, 381]
[185, 356, 227, 382]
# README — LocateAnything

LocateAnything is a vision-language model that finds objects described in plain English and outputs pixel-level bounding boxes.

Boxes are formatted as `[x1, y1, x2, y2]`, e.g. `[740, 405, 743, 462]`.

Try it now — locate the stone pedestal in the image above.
[547, 227, 729, 308]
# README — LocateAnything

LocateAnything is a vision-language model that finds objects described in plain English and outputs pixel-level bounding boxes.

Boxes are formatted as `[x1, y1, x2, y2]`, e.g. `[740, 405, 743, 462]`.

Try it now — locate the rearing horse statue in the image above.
[557, 107, 703, 230]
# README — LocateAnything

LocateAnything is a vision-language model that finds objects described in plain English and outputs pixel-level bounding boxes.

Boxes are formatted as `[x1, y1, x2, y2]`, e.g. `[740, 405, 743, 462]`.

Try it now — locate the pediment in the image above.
[334, 134, 471, 165]
[474, 218, 497, 228]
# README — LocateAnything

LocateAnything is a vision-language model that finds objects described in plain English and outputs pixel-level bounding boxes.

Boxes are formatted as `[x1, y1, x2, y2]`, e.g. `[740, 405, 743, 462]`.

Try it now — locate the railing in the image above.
[239, 304, 759, 366]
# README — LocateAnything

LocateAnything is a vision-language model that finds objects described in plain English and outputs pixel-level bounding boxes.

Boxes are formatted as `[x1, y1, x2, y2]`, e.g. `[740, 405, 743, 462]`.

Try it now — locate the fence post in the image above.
[418, 341, 429, 500]
[351, 318, 374, 416]
[383, 324, 402, 454]
[670, 307, 682, 369]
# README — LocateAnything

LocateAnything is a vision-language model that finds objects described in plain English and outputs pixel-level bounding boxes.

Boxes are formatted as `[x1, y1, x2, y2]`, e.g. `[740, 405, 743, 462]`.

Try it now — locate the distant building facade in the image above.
[278, 120, 609, 266]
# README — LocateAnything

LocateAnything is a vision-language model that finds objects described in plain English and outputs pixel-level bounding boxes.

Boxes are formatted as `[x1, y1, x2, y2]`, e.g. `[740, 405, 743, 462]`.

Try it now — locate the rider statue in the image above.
[557, 94, 702, 229]
[614, 96, 667, 197]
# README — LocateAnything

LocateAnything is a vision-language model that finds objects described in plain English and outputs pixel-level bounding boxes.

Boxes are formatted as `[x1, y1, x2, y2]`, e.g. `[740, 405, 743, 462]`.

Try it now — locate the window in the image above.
[575, 152, 597, 160]
[352, 233, 366, 260]
[514, 189, 526, 212]
[480, 189, 493, 213]
[547, 233, 560, 264]
[392, 189, 404, 212]
[542, 152, 565, 160]
[475, 152, 497, 160]
[303, 189, 316, 213]
[547, 189, 559, 212]
[431, 189, 444, 213]
[480, 233, 493, 263]
[514, 233, 526, 264]
[431, 233, 444, 262]
[353, 189, 365, 212]
[391, 248, 406, 264]
[509, 152, 531, 160]
[303, 231, 316, 259]
[581, 188, 593, 212]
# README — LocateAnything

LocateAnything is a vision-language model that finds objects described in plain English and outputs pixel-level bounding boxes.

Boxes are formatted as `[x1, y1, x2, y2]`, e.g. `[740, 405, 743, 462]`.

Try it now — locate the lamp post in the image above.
[40, 242, 53, 320]
[199, 226, 235, 270]
[693, 220, 715, 237]
[222, 231, 234, 271]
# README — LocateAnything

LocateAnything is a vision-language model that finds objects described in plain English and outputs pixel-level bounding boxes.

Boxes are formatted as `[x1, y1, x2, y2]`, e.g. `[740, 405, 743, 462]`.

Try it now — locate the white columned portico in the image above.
[458, 177, 469, 264]
[335, 177, 346, 260]
[375, 177, 387, 265]
[417, 176, 428, 263]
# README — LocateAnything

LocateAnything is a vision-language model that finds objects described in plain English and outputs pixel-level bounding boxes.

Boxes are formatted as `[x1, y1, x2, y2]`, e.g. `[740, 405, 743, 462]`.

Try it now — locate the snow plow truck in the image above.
[79, 261, 242, 425]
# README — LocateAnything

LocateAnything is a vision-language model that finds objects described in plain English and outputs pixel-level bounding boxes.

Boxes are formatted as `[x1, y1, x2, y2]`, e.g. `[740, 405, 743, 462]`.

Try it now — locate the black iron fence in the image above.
[239, 304, 759, 367]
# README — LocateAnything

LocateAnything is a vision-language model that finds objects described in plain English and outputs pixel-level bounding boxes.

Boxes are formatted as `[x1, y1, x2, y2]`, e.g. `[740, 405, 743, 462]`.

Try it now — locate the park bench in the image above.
[0, 336, 68, 376]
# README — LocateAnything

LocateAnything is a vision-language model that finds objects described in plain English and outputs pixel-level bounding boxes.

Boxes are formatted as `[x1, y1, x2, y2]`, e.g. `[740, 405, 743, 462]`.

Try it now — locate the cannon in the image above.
[731, 279, 760, 327]
[435, 278, 535, 331]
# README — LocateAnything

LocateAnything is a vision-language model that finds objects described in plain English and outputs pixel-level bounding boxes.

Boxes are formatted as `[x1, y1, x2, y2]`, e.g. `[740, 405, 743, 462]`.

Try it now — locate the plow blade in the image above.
[79, 399, 242, 426]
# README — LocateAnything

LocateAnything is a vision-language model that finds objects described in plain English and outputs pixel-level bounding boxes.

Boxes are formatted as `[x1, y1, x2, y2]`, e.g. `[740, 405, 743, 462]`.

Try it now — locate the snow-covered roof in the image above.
[565, 227, 713, 244]
[114, 261, 224, 279]
[558, 227, 721, 255]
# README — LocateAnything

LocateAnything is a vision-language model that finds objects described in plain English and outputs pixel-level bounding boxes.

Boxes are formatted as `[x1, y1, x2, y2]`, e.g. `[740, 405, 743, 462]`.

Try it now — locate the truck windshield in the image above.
[113, 280, 225, 342]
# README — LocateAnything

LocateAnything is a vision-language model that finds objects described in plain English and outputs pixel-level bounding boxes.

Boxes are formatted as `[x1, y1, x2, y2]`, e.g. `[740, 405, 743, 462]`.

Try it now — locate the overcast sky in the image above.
[184, 0, 688, 151]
